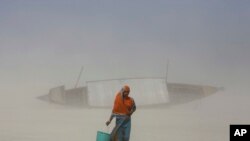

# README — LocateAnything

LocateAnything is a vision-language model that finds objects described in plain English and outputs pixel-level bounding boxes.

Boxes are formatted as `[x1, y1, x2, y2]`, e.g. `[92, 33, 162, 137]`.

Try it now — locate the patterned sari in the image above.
[110, 115, 131, 141]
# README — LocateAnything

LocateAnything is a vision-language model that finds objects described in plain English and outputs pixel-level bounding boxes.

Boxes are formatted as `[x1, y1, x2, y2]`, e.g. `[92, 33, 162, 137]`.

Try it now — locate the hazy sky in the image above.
[0, 0, 250, 95]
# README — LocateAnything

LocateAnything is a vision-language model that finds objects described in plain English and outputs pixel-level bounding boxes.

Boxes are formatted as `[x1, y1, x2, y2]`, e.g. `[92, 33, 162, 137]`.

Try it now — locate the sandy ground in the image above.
[0, 107, 227, 141]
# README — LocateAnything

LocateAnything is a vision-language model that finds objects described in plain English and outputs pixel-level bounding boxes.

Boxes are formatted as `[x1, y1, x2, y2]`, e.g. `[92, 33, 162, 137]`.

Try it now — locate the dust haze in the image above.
[1, 0, 250, 141]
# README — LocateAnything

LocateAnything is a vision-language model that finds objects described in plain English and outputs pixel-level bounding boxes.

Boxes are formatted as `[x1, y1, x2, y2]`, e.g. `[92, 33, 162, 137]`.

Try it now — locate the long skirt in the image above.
[110, 115, 131, 141]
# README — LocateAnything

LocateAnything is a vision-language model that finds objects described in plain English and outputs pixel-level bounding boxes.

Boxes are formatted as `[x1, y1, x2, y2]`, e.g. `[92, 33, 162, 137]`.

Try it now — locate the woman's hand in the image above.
[106, 120, 111, 126]
[127, 113, 132, 117]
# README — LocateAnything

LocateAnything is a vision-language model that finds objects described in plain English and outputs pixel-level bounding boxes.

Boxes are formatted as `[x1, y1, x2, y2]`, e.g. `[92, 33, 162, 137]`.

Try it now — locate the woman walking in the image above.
[106, 85, 136, 141]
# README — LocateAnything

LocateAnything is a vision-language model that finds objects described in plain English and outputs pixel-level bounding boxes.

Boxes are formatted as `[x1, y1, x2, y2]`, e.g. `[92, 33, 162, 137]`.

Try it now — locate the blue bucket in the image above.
[96, 131, 111, 141]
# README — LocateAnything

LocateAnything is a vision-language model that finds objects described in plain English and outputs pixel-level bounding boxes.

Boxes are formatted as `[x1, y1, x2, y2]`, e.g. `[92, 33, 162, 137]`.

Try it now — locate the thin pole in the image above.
[75, 66, 84, 88]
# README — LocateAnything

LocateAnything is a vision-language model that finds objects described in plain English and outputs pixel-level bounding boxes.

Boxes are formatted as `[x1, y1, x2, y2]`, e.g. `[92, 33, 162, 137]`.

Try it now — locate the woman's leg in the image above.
[113, 116, 131, 141]
[123, 119, 131, 141]
[115, 117, 125, 141]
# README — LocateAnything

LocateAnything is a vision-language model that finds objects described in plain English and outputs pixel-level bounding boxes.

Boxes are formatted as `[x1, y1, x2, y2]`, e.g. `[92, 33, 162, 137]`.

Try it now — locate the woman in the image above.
[106, 85, 136, 141]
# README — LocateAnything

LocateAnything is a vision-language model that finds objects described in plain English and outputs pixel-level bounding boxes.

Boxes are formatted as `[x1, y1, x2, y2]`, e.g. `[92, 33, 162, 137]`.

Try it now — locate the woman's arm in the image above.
[106, 94, 118, 126]
[106, 113, 114, 126]
[128, 100, 136, 117]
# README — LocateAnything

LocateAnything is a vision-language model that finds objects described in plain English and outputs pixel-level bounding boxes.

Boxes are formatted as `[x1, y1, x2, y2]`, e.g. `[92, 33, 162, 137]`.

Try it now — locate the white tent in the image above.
[87, 78, 169, 107]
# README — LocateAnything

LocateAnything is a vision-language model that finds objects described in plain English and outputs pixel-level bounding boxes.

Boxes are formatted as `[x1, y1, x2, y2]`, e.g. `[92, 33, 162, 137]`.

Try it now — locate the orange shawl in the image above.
[112, 92, 134, 115]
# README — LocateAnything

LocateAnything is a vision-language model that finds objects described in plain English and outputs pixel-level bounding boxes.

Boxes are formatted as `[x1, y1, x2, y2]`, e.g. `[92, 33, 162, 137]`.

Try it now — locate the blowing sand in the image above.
[0, 87, 249, 141]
